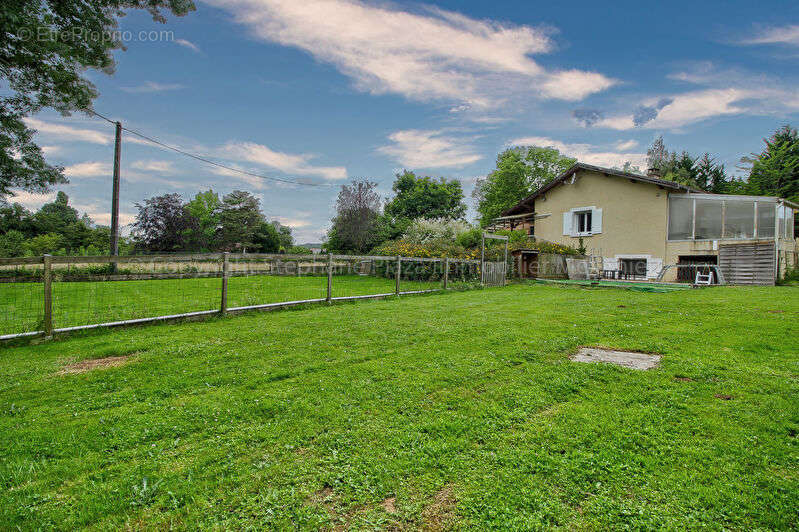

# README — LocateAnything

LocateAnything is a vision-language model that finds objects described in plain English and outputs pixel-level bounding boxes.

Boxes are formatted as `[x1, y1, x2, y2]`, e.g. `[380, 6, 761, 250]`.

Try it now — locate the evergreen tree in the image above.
[747, 125, 799, 202]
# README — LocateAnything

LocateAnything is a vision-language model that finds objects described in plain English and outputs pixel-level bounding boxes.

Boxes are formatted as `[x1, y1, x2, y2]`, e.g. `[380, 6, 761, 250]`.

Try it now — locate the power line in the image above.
[84, 109, 336, 189]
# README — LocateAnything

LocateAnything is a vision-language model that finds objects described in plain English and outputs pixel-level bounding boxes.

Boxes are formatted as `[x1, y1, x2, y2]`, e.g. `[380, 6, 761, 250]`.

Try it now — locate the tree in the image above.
[646, 137, 732, 192]
[252, 220, 293, 253]
[746, 125, 799, 203]
[0, 230, 27, 257]
[26, 232, 65, 256]
[694, 153, 729, 194]
[184, 189, 221, 251]
[327, 180, 382, 253]
[384, 171, 466, 221]
[218, 190, 262, 252]
[131, 193, 192, 252]
[0, 203, 35, 237]
[1, 0, 195, 201]
[473, 146, 575, 226]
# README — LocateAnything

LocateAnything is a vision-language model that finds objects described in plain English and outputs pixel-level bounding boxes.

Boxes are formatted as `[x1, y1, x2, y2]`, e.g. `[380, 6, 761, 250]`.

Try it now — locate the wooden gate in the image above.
[481, 232, 509, 286]
[718, 241, 775, 285]
[483, 261, 507, 286]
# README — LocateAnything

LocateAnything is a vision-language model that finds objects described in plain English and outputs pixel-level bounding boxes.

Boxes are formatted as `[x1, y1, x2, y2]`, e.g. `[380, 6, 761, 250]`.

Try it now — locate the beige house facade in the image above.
[500, 163, 798, 284]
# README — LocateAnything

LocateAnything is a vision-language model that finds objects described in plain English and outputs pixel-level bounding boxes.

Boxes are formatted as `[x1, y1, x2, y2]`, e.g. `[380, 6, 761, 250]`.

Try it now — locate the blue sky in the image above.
[16, 0, 799, 242]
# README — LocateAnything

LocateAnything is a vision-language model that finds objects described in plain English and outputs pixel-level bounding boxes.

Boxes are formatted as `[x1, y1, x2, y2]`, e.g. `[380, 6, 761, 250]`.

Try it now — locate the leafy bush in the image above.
[402, 218, 472, 245]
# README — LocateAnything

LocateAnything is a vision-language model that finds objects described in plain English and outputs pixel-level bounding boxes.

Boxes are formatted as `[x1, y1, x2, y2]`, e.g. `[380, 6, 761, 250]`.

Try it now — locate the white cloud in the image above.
[25, 117, 111, 145]
[63, 161, 111, 177]
[378, 129, 482, 168]
[614, 140, 638, 151]
[539, 70, 617, 101]
[508, 136, 647, 169]
[41, 145, 62, 155]
[208, 164, 269, 190]
[740, 25, 799, 46]
[274, 215, 312, 228]
[75, 204, 136, 228]
[175, 38, 201, 52]
[594, 88, 753, 130]
[222, 141, 347, 180]
[130, 160, 177, 173]
[121, 81, 185, 93]
[6, 190, 58, 210]
[205, 0, 615, 106]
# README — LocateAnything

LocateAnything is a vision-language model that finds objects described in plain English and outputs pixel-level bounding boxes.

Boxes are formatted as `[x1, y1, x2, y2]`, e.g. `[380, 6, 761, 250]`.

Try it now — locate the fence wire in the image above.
[51, 256, 222, 329]
[227, 254, 328, 308]
[0, 253, 493, 338]
[0, 263, 44, 335]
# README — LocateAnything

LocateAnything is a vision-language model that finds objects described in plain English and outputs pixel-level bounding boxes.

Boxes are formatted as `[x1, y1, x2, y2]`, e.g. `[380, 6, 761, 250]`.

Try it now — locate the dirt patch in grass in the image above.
[767, 310, 785, 314]
[58, 355, 133, 375]
[714, 394, 734, 400]
[674, 376, 693, 382]
[381, 496, 397, 514]
[421, 485, 457, 531]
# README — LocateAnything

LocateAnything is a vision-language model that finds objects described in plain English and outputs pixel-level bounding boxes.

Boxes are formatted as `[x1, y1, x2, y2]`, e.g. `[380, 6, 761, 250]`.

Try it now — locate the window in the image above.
[575, 211, 592, 234]
[620, 258, 647, 279]
[563, 207, 602, 236]
[528, 225, 535, 236]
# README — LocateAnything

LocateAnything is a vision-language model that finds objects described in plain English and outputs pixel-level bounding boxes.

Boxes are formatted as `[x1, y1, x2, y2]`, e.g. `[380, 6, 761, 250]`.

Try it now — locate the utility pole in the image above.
[110, 121, 122, 269]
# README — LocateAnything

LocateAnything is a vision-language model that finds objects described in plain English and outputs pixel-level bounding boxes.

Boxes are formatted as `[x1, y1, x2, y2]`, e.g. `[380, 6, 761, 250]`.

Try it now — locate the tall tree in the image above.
[217, 190, 262, 252]
[384, 170, 466, 221]
[473, 146, 575, 227]
[184, 189, 221, 251]
[327, 180, 382, 253]
[131, 193, 192, 252]
[746, 125, 799, 202]
[0, 0, 195, 201]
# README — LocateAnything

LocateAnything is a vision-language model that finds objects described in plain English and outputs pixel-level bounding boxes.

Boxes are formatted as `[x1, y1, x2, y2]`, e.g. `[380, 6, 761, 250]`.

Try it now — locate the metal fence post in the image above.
[42, 254, 53, 338]
[443, 257, 449, 290]
[220, 252, 229, 314]
[327, 253, 333, 302]
[395, 255, 401, 295]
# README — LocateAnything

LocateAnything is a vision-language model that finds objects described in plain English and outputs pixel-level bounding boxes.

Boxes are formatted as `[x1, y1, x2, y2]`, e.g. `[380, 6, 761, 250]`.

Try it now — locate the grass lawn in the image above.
[0, 274, 446, 335]
[1, 284, 797, 529]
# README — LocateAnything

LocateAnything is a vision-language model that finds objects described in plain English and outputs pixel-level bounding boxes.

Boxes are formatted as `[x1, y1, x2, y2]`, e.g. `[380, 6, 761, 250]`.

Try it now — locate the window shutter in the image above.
[592, 208, 603, 234]
[563, 212, 572, 236]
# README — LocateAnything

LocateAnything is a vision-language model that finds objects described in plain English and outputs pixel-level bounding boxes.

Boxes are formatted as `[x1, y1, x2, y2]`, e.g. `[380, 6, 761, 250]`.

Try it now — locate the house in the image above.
[499, 163, 798, 285]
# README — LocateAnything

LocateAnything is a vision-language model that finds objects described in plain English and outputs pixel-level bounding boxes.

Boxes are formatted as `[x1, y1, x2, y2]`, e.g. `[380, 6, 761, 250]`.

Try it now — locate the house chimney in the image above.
[647, 166, 662, 178]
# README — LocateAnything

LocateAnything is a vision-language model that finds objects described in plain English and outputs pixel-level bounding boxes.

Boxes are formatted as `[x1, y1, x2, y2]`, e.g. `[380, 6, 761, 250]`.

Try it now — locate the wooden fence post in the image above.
[395, 255, 401, 295]
[220, 252, 229, 314]
[327, 253, 333, 302]
[503, 240, 509, 286]
[443, 257, 449, 290]
[42, 254, 53, 338]
[480, 233, 485, 286]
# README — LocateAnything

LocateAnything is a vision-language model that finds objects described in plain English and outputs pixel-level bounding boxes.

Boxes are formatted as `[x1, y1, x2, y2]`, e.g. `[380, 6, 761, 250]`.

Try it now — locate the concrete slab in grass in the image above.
[571, 347, 660, 370]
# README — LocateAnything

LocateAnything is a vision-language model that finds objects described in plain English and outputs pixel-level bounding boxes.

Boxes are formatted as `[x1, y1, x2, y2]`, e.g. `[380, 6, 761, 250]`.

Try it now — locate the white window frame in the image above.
[574, 210, 593, 236]
[565, 206, 601, 237]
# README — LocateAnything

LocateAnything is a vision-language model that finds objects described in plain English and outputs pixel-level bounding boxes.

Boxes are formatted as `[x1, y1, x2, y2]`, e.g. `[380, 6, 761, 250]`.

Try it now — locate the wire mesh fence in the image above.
[0, 253, 486, 339]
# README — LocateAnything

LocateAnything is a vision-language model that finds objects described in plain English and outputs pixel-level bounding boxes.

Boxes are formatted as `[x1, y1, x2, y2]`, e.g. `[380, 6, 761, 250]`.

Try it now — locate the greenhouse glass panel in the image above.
[723, 200, 754, 239]
[757, 202, 775, 238]
[695, 199, 722, 239]
[668, 196, 693, 240]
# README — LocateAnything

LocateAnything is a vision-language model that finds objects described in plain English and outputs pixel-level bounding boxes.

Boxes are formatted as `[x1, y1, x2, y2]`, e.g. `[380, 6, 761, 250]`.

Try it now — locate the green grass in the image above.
[0, 274, 445, 335]
[1, 284, 797, 529]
